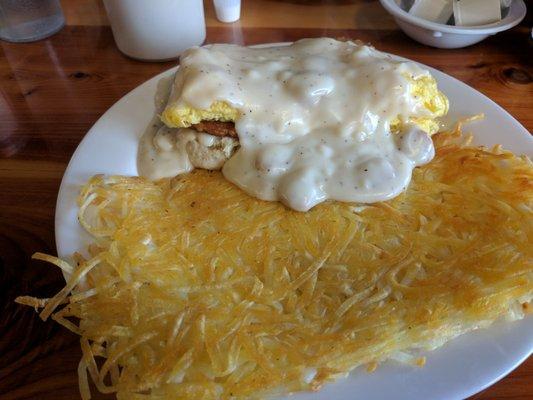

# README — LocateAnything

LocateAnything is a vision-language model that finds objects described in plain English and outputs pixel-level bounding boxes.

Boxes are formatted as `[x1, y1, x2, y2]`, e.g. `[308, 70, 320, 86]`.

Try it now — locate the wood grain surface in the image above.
[1, 1, 532, 399]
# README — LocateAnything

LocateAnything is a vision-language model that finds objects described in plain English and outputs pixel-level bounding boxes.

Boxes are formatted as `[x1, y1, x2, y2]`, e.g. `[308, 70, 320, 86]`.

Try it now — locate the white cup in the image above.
[103, 0, 206, 61]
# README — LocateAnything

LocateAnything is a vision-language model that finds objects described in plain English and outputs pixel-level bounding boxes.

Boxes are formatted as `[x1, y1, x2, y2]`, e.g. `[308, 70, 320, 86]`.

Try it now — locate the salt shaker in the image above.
[213, 0, 241, 23]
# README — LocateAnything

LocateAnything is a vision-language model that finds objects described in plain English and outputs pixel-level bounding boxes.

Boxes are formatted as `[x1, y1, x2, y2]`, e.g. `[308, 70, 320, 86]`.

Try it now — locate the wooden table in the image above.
[0, 1, 531, 399]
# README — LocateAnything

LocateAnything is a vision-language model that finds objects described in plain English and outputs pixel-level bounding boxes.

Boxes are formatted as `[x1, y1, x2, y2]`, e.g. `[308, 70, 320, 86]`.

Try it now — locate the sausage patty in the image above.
[191, 121, 238, 138]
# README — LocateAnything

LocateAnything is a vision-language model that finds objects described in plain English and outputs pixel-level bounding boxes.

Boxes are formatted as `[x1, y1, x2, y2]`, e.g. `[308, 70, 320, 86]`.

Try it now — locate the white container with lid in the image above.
[103, 0, 206, 61]
[380, 0, 527, 49]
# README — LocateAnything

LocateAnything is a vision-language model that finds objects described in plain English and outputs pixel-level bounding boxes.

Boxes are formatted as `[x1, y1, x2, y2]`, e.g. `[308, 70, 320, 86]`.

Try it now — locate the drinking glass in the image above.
[0, 0, 65, 43]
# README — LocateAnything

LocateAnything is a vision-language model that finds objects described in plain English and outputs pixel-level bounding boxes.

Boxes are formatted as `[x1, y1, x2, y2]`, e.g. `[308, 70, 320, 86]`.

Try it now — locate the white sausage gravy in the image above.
[139, 38, 441, 211]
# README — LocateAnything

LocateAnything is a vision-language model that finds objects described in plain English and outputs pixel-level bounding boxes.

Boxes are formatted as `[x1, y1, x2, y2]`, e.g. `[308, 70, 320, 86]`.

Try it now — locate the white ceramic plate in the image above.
[55, 43, 533, 400]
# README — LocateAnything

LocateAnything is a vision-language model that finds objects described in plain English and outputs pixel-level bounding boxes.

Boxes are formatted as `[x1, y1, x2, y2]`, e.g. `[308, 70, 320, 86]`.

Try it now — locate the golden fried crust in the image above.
[191, 121, 238, 138]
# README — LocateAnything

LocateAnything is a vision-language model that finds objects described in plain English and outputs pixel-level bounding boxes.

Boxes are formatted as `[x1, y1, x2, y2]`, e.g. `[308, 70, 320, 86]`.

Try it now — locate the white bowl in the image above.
[379, 0, 527, 49]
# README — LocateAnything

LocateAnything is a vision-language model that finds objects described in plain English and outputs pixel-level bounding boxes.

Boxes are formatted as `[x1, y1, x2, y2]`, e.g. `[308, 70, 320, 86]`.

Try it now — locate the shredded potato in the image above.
[17, 128, 533, 399]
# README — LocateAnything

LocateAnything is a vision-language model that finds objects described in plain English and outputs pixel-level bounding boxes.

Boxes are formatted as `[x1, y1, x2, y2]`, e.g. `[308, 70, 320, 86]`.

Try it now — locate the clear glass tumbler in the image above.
[0, 0, 65, 43]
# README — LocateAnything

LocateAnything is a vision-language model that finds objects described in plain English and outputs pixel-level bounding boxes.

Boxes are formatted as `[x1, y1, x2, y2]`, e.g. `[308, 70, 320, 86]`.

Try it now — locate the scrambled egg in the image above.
[162, 76, 448, 136]
[391, 75, 448, 134]
[162, 100, 239, 129]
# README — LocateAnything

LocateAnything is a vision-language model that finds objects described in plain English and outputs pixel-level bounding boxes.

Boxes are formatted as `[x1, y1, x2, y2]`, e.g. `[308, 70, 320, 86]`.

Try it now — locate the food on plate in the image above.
[17, 127, 533, 400]
[16, 38, 532, 399]
[139, 38, 449, 211]
[191, 120, 238, 138]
